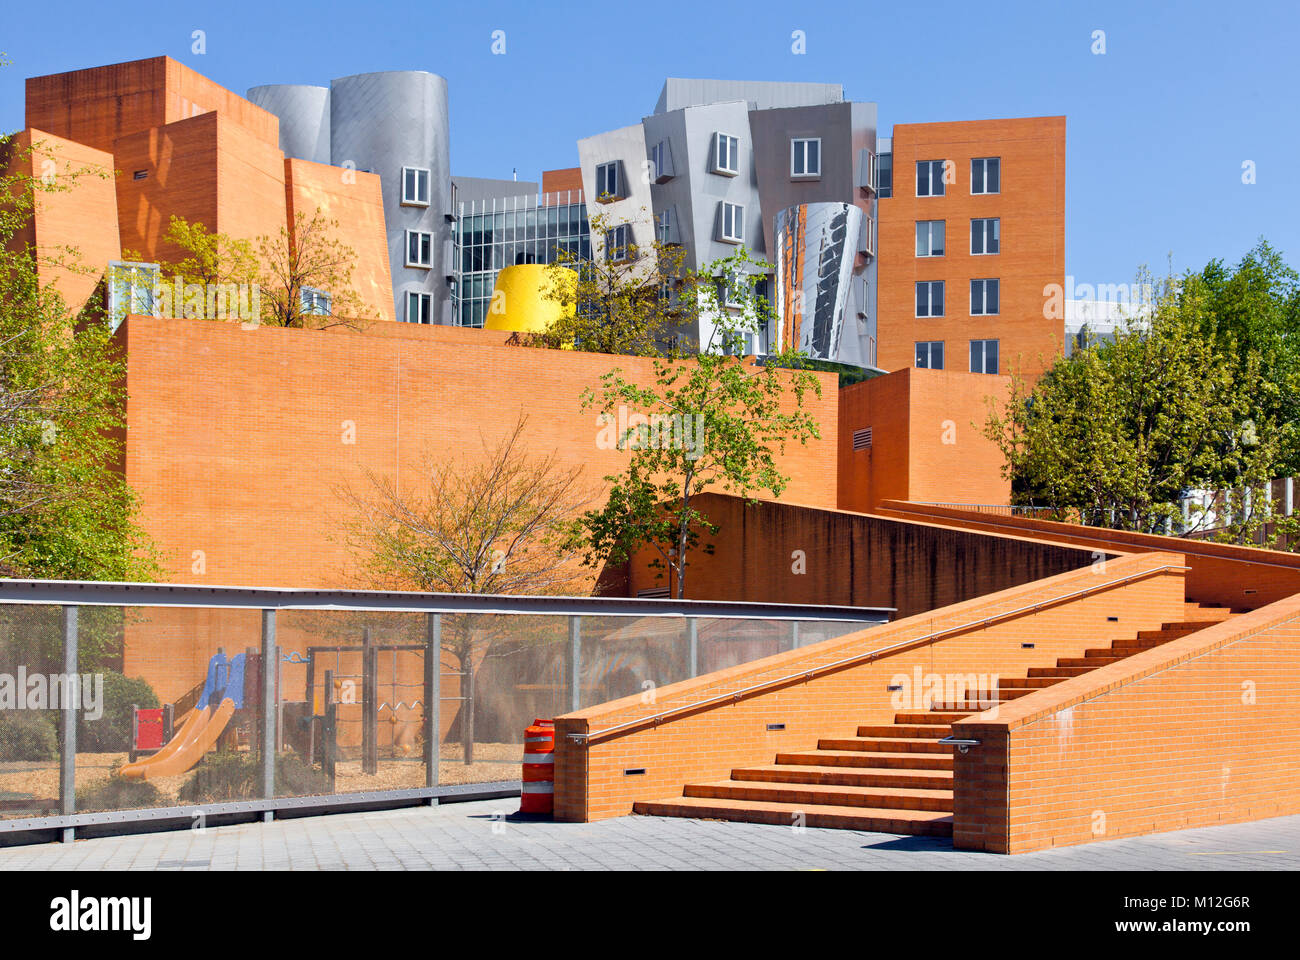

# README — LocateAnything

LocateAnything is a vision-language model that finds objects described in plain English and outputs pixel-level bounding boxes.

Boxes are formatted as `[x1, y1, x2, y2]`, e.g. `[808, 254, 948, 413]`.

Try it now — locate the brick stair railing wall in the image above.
[876, 501, 1300, 610]
[952, 593, 1300, 854]
[554, 552, 1187, 822]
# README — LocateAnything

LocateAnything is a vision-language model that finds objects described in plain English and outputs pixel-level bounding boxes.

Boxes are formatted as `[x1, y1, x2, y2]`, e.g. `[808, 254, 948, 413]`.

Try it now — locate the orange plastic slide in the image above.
[118, 699, 236, 780]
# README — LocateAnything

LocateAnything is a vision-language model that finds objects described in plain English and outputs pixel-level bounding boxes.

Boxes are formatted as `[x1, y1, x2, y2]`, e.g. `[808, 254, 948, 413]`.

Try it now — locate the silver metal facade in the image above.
[578, 80, 879, 366]
[246, 83, 331, 164]
[774, 202, 868, 363]
[250, 71, 453, 326]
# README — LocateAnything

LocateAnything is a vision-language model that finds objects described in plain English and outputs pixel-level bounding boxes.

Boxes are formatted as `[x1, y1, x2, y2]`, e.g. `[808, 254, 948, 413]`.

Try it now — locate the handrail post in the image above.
[261, 609, 277, 818]
[59, 605, 77, 843]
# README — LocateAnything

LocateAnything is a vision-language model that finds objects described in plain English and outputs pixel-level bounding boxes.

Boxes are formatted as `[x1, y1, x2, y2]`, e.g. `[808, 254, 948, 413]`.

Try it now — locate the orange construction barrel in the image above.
[520, 718, 555, 815]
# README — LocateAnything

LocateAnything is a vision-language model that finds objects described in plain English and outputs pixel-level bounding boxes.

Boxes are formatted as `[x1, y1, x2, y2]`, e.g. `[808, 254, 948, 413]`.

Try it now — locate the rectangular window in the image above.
[916, 280, 944, 318]
[916, 159, 946, 197]
[595, 161, 622, 201]
[719, 202, 744, 243]
[650, 140, 674, 181]
[877, 153, 893, 198]
[605, 224, 633, 262]
[300, 286, 332, 316]
[656, 206, 680, 245]
[971, 339, 1000, 374]
[970, 278, 1000, 315]
[712, 133, 740, 176]
[406, 230, 433, 268]
[406, 291, 432, 324]
[971, 217, 1000, 255]
[971, 157, 1001, 195]
[791, 137, 821, 177]
[106, 260, 159, 331]
[402, 166, 431, 206]
[915, 220, 945, 257]
[915, 341, 945, 369]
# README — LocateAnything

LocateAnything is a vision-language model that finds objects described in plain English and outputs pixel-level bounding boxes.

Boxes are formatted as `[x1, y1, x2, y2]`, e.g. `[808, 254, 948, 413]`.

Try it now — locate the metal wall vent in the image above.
[852, 427, 873, 450]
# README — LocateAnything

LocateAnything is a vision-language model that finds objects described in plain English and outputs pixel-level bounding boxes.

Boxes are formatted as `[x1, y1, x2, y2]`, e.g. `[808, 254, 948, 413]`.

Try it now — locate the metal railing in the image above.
[0, 579, 891, 843]
[566, 563, 1189, 745]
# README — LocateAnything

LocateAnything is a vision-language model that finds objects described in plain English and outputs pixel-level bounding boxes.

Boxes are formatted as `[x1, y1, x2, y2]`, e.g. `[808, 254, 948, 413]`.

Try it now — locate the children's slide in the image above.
[118, 652, 247, 781]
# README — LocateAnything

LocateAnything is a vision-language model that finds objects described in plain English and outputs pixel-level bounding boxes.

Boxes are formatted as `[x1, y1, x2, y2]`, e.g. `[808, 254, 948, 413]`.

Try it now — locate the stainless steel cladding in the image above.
[246, 84, 331, 165]
[774, 202, 865, 362]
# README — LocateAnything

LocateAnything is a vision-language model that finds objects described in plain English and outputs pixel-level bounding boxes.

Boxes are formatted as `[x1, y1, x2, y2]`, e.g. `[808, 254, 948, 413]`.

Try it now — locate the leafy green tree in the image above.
[984, 267, 1280, 534]
[0, 132, 157, 580]
[579, 249, 824, 598]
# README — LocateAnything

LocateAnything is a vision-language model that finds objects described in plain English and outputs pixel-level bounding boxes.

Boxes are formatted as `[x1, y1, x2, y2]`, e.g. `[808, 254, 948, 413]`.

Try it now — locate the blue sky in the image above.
[3, 0, 1295, 290]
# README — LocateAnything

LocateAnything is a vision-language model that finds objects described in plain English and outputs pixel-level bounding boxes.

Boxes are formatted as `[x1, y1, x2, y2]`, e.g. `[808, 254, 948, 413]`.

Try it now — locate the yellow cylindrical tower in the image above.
[483, 264, 577, 335]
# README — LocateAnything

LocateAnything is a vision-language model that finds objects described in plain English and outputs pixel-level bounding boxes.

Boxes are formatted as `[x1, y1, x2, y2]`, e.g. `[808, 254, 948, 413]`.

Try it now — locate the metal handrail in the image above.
[566, 562, 1190, 744]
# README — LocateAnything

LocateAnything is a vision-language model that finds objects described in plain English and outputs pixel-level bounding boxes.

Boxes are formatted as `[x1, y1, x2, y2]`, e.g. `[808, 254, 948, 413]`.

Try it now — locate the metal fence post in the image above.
[567, 615, 581, 712]
[59, 605, 77, 843]
[688, 617, 698, 678]
[791, 620, 801, 650]
[261, 609, 277, 819]
[425, 612, 440, 800]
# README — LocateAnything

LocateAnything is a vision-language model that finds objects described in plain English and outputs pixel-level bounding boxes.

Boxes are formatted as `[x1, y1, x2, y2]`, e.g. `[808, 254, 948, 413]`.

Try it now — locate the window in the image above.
[971, 218, 1000, 255]
[656, 206, 680, 245]
[916, 280, 944, 318]
[915, 341, 945, 369]
[406, 291, 432, 324]
[712, 133, 739, 176]
[916, 159, 946, 197]
[605, 224, 633, 262]
[650, 140, 674, 182]
[106, 260, 159, 331]
[300, 286, 331, 316]
[915, 220, 945, 257]
[971, 157, 1000, 195]
[405, 230, 433, 268]
[595, 161, 623, 201]
[877, 153, 893, 198]
[791, 138, 821, 177]
[970, 278, 1000, 315]
[971, 339, 1000, 374]
[857, 149, 876, 192]
[718, 202, 744, 243]
[401, 166, 430, 206]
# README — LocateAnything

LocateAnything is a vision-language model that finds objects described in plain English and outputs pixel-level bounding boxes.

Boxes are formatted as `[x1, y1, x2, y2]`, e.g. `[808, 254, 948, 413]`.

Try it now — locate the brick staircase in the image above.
[633, 602, 1238, 836]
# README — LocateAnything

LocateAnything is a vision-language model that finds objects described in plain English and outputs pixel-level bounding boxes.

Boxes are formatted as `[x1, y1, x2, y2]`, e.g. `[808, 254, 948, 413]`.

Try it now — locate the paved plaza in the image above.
[1, 800, 1297, 870]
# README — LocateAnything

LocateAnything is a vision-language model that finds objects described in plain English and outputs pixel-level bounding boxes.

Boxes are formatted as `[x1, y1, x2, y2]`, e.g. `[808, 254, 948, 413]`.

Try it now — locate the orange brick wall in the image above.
[26, 56, 278, 156]
[284, 158, 394, 322]
[119, 317, 841, 588]
[556, 553, 1186, 821]
[631, 492, 1101, 618]
[541, 167, 583, 195]
[876, 502, 1300, 610]
[878, 116, 1065, 382]
[837, 367, 1010, 511]
[4, 129, 120, 314]
[954, 593, 1300, 853]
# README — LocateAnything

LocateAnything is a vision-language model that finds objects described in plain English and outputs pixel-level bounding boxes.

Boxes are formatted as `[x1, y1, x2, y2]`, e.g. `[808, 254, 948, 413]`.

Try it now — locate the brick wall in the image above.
[634, 493, 1100, 617]
[954, 593, 1300, 852]
[876, 502, 1300, 610]
[837, 367, 1010, 511]
[877, 116, 1065, 382]
[556, 552, 1187, 821]
[119, 316, 840, 588]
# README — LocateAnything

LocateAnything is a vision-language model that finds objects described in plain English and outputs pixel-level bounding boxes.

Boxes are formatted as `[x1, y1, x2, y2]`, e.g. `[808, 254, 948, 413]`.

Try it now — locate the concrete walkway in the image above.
[2, 800, 1297, 870]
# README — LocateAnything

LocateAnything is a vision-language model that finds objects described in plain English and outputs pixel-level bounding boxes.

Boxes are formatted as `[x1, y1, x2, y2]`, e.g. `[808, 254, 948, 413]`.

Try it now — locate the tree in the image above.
[339, 415, 592, 762]
[150, 209, 369, 329]
[535, 209, 690, 357]
[984, 267, 1280, 535]
[0, 131, 157, 580]
[578, 249, 824, 598]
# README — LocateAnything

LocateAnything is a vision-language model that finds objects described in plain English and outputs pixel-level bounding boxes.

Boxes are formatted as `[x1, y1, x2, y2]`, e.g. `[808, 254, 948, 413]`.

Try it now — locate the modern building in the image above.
[576, 80, 880, 366]
[249, 71, 454, 326]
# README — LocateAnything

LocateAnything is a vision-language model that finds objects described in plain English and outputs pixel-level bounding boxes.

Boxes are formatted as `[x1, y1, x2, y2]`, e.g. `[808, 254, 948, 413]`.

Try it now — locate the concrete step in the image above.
[737, 763, 953, 790]
[929, 701, 1004, 712]
[847, 735, 956, 753]
[997, 676, 1067, 689]
[891, 712, 971, 725]
[1030, 665, 1101, 678]
[845, 725, 950, 740]
[777, 749, 954, 771]
[633, 796, 954, 836]
[684, 779, 954, 812]
[1056, 656, 1124, 668]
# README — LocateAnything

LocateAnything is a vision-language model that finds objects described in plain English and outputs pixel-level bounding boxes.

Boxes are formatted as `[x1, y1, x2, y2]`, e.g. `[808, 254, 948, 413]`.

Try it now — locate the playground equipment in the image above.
[118, 651, 249, 781]
[128, 704, 174, 763]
